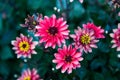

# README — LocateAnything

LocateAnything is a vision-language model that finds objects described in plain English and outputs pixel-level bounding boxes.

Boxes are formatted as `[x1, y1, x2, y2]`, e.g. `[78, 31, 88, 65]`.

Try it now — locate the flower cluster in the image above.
[70, 23, 104, 53]
[13, 13, 120, 78]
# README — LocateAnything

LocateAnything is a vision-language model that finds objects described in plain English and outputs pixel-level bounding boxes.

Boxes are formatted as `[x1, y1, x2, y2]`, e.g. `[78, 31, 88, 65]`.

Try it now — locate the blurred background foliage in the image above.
[0, 0, 120, 80]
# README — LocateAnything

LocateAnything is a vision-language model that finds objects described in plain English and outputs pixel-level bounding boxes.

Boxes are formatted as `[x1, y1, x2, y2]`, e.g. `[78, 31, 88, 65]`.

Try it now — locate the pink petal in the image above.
[70, 34, 76, 38]
[78, 57, 84, 61]
[12, 47, 18, 50]
[52, 14, 56, 24]
[113, 29, 117, 33]
[32, 50, 37, 54]
[56, 62, 64, 69]
[60, 25, 68, 31]
[90, 44, 97, 48]
[11, 41, 17, 46]
[17, 54, 22, 58]
[33, 41, 38, 46]
[52, 59, 58, 63]
[118, 23, 120, 29]
[28, 55, 31, 58]
[111, 40, 116, 43]
[73, 53, 81, 58]
[20, 34, 24, 39]
[112, 44, 117, 48]
[61, 21, 66, 27]
[61, 64, 69, 73]
[72, 60, 79, 65]
[117, 47, 120, 51]
[67, 68, 72, 74]
[110, 33, 114, 38]
[79, 0, 83, 3]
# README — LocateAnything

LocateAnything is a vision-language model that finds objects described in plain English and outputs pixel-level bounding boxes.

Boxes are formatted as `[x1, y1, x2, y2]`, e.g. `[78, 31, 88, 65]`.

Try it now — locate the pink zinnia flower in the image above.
[53, 45, 83, 74]
[110, 23, 120, 51]
[83, 23, 105, 39]
[17, 68, 40, 80]
[11, 34, 38, 58]
[35, 14, 70, 48]
[70, 27, 99, 53]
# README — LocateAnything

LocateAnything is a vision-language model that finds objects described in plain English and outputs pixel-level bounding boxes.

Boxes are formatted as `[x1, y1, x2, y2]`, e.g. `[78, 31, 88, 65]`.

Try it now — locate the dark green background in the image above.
[0, 0, 120, 80]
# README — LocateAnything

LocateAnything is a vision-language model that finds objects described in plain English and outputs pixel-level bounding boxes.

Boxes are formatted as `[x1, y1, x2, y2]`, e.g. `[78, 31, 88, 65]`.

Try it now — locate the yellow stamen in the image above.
[80, 34, 91, 45]
[19, 41, 30, 52]
[32, 21, 36, 25]
[24, 76, 31, 80]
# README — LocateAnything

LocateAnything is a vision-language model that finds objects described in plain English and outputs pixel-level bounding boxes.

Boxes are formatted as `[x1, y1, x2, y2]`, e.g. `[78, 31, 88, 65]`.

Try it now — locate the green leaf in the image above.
[27, 0, 41, 10]
[69, 1, 85, 19]
[56, 0, 67, 10]
[93, 72, 104, 80]
[90, 59, 105, 70]
[0, 14, 2, 33]
[0, 62, 10, 77]
[76, 67, 87, 80]
[0, 46, 13, 60]
[0, 30, 17, 45]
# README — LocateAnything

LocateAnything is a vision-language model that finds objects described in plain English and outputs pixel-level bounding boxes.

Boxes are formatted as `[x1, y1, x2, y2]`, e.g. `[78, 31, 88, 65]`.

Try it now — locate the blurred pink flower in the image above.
[79, 0, 83, 3]
[35, 14, 70, 49]
[83, 23, 105, 39]
[20, 14, 42, 32]
[110, 23, 120, 51]
[70, 27, 99, 53]
[17, 68, 40, 80]
[53, 45, 83, 74]
[118, 12, 120, 16]
[11, 34, 38, 58]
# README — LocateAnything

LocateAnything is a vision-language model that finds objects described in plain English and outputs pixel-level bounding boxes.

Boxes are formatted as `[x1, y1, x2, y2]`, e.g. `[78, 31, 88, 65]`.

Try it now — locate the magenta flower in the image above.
[17, 68, 40, 80]
[70, 27, 99, 53]
[53, 45, 83, 74]
[11, 34, 38, 58]
[83, 23, 105, 39]
[35, 14, 70, 49]
[110, 23, 120, 51]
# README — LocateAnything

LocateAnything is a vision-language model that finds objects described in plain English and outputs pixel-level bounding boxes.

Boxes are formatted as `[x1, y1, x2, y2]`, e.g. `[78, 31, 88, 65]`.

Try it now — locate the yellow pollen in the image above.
[32, 21, 36, 25]
[80, 34, 91, 45]
[19, 41, 30, 52]
[24, 76, 31, 80]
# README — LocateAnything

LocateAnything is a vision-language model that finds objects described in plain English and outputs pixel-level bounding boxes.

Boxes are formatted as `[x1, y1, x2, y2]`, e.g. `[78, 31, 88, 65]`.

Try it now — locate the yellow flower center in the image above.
[24, 76, 31, 80]
[19, 41, 30, 52]
[32, 21, 36, 25]
[80, 34, 91, 45]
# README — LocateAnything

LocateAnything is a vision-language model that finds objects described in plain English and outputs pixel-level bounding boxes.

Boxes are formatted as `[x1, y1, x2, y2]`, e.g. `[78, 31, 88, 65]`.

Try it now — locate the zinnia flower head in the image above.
[111, 0, 120, 8]
[53, 45, 83, 74]
[110, 23, 120, 51]
[17, 68, 40, 80]
[20, 13, 42, 32]
[11, 34, 38, 58]
[35, 14, 70, 48]
[70, 27, 99, 53]
[83, 23, 105, 39]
